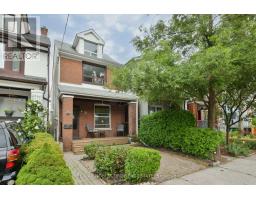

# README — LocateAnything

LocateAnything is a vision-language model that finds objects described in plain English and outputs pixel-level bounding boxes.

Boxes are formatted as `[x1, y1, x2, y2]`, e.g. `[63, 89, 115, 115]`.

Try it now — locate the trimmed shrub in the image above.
[24, 132, 61, 160]
[227, 140, 250, 157]
[139, 110, 196, 148]
[16, 133, 73, 185]
[246, 140, 256, 150]
[16, 144, 73, 185]
[139, 110, 222, 159]
[95, 146, 129, 178]
[181, 128, 222, 159]
[84, 143, 105, 160]
[124, 148, 161, 184]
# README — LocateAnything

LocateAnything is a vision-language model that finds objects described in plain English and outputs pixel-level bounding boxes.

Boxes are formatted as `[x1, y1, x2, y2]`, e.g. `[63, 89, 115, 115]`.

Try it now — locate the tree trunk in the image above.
[208, 82, 216, 129]
[226, 125, 230, 145]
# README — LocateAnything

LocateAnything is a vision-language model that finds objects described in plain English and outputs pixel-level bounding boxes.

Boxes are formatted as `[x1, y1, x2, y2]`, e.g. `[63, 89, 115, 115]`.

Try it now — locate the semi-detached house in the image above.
[52, 29, 138, 152]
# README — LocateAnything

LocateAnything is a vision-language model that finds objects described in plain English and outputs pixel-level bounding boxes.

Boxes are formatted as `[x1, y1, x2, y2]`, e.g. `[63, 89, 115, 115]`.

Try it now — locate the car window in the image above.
[8, 130, 19, 146]
[0, 128, 7, 148]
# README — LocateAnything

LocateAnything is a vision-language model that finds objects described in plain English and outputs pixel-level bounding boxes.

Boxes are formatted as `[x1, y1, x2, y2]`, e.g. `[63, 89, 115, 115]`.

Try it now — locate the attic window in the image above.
[84, 40, 97, 57]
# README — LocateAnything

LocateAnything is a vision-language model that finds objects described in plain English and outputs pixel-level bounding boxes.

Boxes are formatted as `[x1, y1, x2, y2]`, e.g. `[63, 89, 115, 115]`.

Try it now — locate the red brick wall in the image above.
[128, 102, 136, 135]
[61, 95, 73, 151]
[60, 57, 83, 84]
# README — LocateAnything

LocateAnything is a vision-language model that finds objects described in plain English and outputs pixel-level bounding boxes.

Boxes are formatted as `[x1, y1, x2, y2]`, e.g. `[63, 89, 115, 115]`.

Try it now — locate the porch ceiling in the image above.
[59, 83, 138, 101]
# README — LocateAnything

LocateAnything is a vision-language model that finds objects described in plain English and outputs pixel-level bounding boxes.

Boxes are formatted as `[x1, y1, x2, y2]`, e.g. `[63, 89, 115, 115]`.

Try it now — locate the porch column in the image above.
[61, 95, 74, 151]
[128, 102, 138, 136]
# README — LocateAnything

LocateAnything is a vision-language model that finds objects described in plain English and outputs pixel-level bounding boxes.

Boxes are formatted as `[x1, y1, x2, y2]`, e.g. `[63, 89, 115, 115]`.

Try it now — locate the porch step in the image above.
[72, 137, 129, 154]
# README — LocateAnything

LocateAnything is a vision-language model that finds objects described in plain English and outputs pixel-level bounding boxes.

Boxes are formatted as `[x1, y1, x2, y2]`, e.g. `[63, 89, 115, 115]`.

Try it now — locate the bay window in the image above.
[94, 105, 111, 129]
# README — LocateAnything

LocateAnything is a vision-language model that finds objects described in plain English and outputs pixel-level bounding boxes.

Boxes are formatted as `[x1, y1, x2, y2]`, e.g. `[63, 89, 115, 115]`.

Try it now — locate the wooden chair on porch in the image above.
[86, 124, 96, 138]
[117, 124, 125, 136]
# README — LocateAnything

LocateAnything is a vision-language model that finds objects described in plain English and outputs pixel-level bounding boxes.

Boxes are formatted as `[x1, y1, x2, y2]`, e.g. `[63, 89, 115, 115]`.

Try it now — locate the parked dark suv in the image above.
[0, 122, 23, 185]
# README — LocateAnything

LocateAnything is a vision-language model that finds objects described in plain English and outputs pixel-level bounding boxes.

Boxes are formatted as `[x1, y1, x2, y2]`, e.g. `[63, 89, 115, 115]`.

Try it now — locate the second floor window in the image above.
[84, 40, 97, 57]
[83, 63, 105, 85]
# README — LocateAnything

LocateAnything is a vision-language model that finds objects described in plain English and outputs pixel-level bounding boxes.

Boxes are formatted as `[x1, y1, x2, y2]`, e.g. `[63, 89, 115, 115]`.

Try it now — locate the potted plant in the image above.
[251, 117, 256, 135]
[4, 109, 14, 117]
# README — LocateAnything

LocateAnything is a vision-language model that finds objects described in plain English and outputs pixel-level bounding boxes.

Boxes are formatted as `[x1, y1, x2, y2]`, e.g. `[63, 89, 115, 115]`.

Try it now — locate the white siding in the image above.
[139, 101, 149, 119]
[82, 32, 100, 44]
[75, 38, 84, 54]
[24, 50, 48, 79]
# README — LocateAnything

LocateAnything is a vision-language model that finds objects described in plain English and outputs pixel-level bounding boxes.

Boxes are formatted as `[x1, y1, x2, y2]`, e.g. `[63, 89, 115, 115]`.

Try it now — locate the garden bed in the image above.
[80, 145, 210, 184]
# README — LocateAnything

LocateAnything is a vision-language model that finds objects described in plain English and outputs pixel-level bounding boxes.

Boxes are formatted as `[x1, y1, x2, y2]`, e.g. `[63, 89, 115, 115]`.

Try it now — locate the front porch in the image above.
[72, 136, 129, 154]
[60, 94, 138, 152]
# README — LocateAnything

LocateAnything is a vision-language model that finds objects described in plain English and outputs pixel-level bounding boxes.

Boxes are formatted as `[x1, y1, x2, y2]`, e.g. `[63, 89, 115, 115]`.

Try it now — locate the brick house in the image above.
[0, 14, 50, 121]
[52, 29, 138, 152]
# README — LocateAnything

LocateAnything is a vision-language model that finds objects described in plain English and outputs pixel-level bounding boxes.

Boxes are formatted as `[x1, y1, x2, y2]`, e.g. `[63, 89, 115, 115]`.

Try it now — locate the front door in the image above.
[73, 106, 80, 139]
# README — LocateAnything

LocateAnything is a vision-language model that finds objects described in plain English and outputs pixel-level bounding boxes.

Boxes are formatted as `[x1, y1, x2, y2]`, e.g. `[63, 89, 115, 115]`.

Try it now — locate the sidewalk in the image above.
[161, 154, 256, 185]
[64, 152, 105, 185]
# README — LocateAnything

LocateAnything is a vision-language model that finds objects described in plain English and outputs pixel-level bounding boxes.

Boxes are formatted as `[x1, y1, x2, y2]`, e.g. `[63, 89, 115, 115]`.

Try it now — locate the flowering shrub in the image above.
[16, 100, 47, 140]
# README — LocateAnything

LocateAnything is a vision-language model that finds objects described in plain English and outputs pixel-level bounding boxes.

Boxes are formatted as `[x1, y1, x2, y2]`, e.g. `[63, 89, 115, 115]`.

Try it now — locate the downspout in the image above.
[43, 46, 50, 129]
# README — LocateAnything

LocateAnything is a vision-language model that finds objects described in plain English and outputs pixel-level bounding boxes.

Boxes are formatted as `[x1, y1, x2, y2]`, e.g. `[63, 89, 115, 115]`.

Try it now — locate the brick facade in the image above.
[74, 99, 127, 138]
[61, 95, 74, 151]
[60, 57, 83, 84]
[128, 102, 137, 135]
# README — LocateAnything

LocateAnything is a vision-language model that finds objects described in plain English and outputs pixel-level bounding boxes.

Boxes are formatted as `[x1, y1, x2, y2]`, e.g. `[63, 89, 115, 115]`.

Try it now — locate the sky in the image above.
[32, 14, 170, 64]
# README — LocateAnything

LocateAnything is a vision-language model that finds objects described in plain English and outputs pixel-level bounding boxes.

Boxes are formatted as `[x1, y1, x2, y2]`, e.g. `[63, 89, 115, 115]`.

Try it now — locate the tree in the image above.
[112, 41, 183, 108]
[113, 15, 256, 135]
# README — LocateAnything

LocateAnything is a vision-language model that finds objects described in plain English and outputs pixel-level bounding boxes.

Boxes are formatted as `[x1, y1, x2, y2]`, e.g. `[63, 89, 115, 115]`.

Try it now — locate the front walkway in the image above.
[64, 152, 105, 185]
[161, 154, 256, 185]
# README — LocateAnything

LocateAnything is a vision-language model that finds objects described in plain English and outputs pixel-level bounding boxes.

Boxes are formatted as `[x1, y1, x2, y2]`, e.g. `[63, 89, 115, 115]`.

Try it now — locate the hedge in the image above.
[95, 146, 129, 178]
[139, 110, 222, 159]
[16, 132, 73, 185]
[124, 148, 161, 183]
[84, 143, 105, 160]
[139, 110, 196, 148]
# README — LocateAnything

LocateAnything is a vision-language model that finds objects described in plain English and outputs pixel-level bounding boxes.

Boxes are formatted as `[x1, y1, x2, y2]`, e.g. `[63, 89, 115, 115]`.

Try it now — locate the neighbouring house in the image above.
[52, 29, 138, 152]
[185, 100, 253, 133]
[0, 14, 50, 121]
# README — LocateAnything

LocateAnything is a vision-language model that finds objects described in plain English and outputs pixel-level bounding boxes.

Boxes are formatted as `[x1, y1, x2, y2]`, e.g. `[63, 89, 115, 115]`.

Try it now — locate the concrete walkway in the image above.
[161, 154, 256, 185]
[64, 152, 105, 185]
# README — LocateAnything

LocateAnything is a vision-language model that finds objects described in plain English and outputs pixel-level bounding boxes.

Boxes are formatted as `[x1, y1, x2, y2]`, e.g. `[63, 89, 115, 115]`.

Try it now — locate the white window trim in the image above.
[94, 104, 112, 130]
[84, 40, 98, 57]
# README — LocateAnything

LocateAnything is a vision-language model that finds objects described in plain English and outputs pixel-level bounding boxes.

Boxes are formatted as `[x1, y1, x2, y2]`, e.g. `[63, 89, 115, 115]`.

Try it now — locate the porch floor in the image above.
[72, 136, 129, 154]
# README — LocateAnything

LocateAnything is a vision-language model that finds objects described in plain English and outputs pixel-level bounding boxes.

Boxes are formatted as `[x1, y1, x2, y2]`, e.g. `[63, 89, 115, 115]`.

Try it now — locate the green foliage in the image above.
[181, 128, 223, 159]
[227, 140, 250, 157]
[16, 100, 47, 139]
[124, 148, 161, 184]
[16, 133, 73, 185]
[139, 110, 222, 159]
[84, 143, 105, 160]
[23, 132, 61, 161]
[95, 146, 129, 179]
[252, 118, 256, 127]
[246, 140, 256, 150]
[139, 110, 195, 148]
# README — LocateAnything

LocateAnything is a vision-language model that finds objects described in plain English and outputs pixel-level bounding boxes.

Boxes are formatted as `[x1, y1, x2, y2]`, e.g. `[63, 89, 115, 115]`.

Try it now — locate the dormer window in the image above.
[84, 40, 97, 57]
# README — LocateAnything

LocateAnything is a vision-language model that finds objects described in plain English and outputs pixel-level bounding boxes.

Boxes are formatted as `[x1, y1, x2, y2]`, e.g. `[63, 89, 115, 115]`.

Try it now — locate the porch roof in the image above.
[58, 83, 138, 101]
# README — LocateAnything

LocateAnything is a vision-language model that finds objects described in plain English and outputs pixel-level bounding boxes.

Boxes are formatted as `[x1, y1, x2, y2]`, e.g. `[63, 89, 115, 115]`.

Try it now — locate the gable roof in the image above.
[55, 40, 121, 66]
[72, 29, 105, 48]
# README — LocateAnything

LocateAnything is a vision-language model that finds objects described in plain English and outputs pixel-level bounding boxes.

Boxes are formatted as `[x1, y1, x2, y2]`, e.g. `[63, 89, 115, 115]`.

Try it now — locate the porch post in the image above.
[128, 102, 137, 136]
[61, 95, 74, 151]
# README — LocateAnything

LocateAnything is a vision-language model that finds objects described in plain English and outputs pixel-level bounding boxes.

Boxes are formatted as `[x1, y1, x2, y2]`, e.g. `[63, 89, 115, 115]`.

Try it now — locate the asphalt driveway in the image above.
[161, 154, 256, 185]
